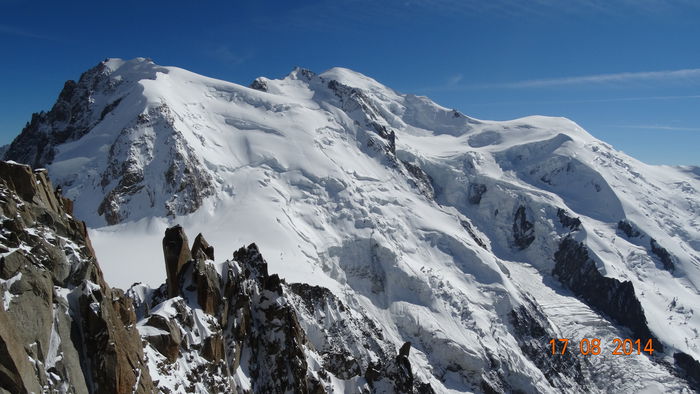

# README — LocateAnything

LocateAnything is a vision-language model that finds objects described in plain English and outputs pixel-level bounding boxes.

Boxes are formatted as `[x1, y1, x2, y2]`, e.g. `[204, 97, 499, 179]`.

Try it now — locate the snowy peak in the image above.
[3, 58, 700, 392]
[319, 66, 393, 94]
[286, 65, 317, 81]
[101, 57, 168, 82]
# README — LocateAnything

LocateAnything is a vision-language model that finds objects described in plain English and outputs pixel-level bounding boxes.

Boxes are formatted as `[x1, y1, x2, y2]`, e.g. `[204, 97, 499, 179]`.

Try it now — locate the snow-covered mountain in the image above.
[3, 57, 700, 393]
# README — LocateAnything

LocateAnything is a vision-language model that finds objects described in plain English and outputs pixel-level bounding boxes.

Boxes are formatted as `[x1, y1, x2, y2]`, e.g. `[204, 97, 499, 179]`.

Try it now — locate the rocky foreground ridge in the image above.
[0, 160, 437, 393]
[0, 160, 153, 393]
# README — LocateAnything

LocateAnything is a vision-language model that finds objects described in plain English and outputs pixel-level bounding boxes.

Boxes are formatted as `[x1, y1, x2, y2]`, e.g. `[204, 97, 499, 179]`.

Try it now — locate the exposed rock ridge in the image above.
[617, 220, 675, 272]
[0, 160, 154, 394]
[553, 236, 700, 389]
[552, 237, 661, 352]
[3, 59, 215, 226]
[130, 226, 435, 393]
[2, 62, 113, 168]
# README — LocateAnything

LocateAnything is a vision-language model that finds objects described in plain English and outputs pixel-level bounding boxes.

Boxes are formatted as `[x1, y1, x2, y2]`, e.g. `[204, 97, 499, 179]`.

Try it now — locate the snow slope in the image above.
[5, 58, 700, 392]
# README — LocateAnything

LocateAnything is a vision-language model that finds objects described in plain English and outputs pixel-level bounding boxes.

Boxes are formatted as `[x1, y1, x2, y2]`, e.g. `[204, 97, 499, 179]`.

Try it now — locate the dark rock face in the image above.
[401, 160, 435, 198]
[674, 352, 700, 391]
[3, 67, 98, 168]
[617, 220, 675, 272]
[552, 237, 662, 352]
[513, 205, 535, 249]
[650, 238, 675, 271]
[326, 78, 398, 157]
[460, 220, 487, 249]
[2, 60, 146, 168]
[557, 208, 581, 232]
[617, 220, 641, 238]
[467, 183, 487, 204]
[478, 299, 591, 394]
[249, 78, 268, 92]
[509, 301, 590, 392]
[0, 160, 154, 394]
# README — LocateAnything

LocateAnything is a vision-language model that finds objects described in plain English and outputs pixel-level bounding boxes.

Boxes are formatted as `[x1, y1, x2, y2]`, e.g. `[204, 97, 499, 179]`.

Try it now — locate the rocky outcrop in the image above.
[674, 352, 700, 391]
[97, 103, 215, 225]
[0, 306, 43, 393]
[617, 221, 675, 272]
[325, 77, 398, 157]
[401, 160, 435, 199]
[129, 226, 434, 393]
[460, 220, 487, 249]
[650, 238, 675, 271]
[557, 208, 581, 231]
[192, 232, 215, 261]
[617, 220, 641, 238]
[513, 205, 535, 249]
[3, 59, 215, 226]
[0, 160, 153, 393]
[467, 183, 487, 205]
[162, 225, 192, 298]
[552, 237, 661, 352]
[509, 301, 590, 392]
[75, 280, 154, 393]
[249, 78, 268, 92]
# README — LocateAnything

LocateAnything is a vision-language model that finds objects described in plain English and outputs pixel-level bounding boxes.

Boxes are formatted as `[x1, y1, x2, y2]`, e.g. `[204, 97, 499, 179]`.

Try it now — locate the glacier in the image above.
[3, 57, 700, 392]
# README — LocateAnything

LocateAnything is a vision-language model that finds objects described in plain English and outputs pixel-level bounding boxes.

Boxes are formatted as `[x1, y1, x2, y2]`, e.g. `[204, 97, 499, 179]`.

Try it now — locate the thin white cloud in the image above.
[205, 45, 251, 66]
[612, 124, 700, 132]
[586, 94, 700, 102]
[498, 68, 700, 88]
[465, 95, 700, 106]
[0, 24, 63, 42]
[414, 69, 700, 92]
[447, 73, 463, 86]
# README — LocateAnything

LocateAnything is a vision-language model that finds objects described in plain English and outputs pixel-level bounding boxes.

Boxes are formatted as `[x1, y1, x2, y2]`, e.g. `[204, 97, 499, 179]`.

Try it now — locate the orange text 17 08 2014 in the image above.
[548, 338, 655, 356]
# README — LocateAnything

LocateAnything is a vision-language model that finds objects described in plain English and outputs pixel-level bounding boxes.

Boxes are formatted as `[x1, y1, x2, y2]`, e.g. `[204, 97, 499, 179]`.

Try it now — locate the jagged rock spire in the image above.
[162, 225, 191, 298]
[192, 232, 215, 261]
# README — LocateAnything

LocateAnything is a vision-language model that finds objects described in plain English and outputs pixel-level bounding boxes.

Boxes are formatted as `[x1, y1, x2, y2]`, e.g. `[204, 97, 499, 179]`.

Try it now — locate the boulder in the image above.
[143, 313, 182, 363]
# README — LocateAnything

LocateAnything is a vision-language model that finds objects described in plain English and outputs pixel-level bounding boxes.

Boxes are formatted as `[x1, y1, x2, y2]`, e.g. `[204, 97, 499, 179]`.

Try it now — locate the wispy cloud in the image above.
[0, 24, 64, 42]
[498, 68, 700, 88]
[252, 0, 700, 38]
[447, 73, 463, 86]
[204, 45, 252, 66]
[611, 124, 700, 132]
[418, 69, 700, 93]
[583, 94, 700, 102]
[464, 95, 700, 106]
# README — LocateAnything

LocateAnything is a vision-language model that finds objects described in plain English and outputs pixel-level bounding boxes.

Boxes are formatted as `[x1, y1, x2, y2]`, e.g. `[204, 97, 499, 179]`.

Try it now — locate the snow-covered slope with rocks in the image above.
[4, 57, 700, 392]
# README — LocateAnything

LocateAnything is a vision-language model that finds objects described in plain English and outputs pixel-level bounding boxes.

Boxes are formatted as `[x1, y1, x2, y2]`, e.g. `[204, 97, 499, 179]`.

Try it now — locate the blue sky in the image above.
[1, 0, 699, 165]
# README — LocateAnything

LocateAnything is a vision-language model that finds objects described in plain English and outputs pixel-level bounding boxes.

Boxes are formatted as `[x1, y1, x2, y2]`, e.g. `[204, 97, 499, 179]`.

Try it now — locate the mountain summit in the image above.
[3, 58, 700, 392]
